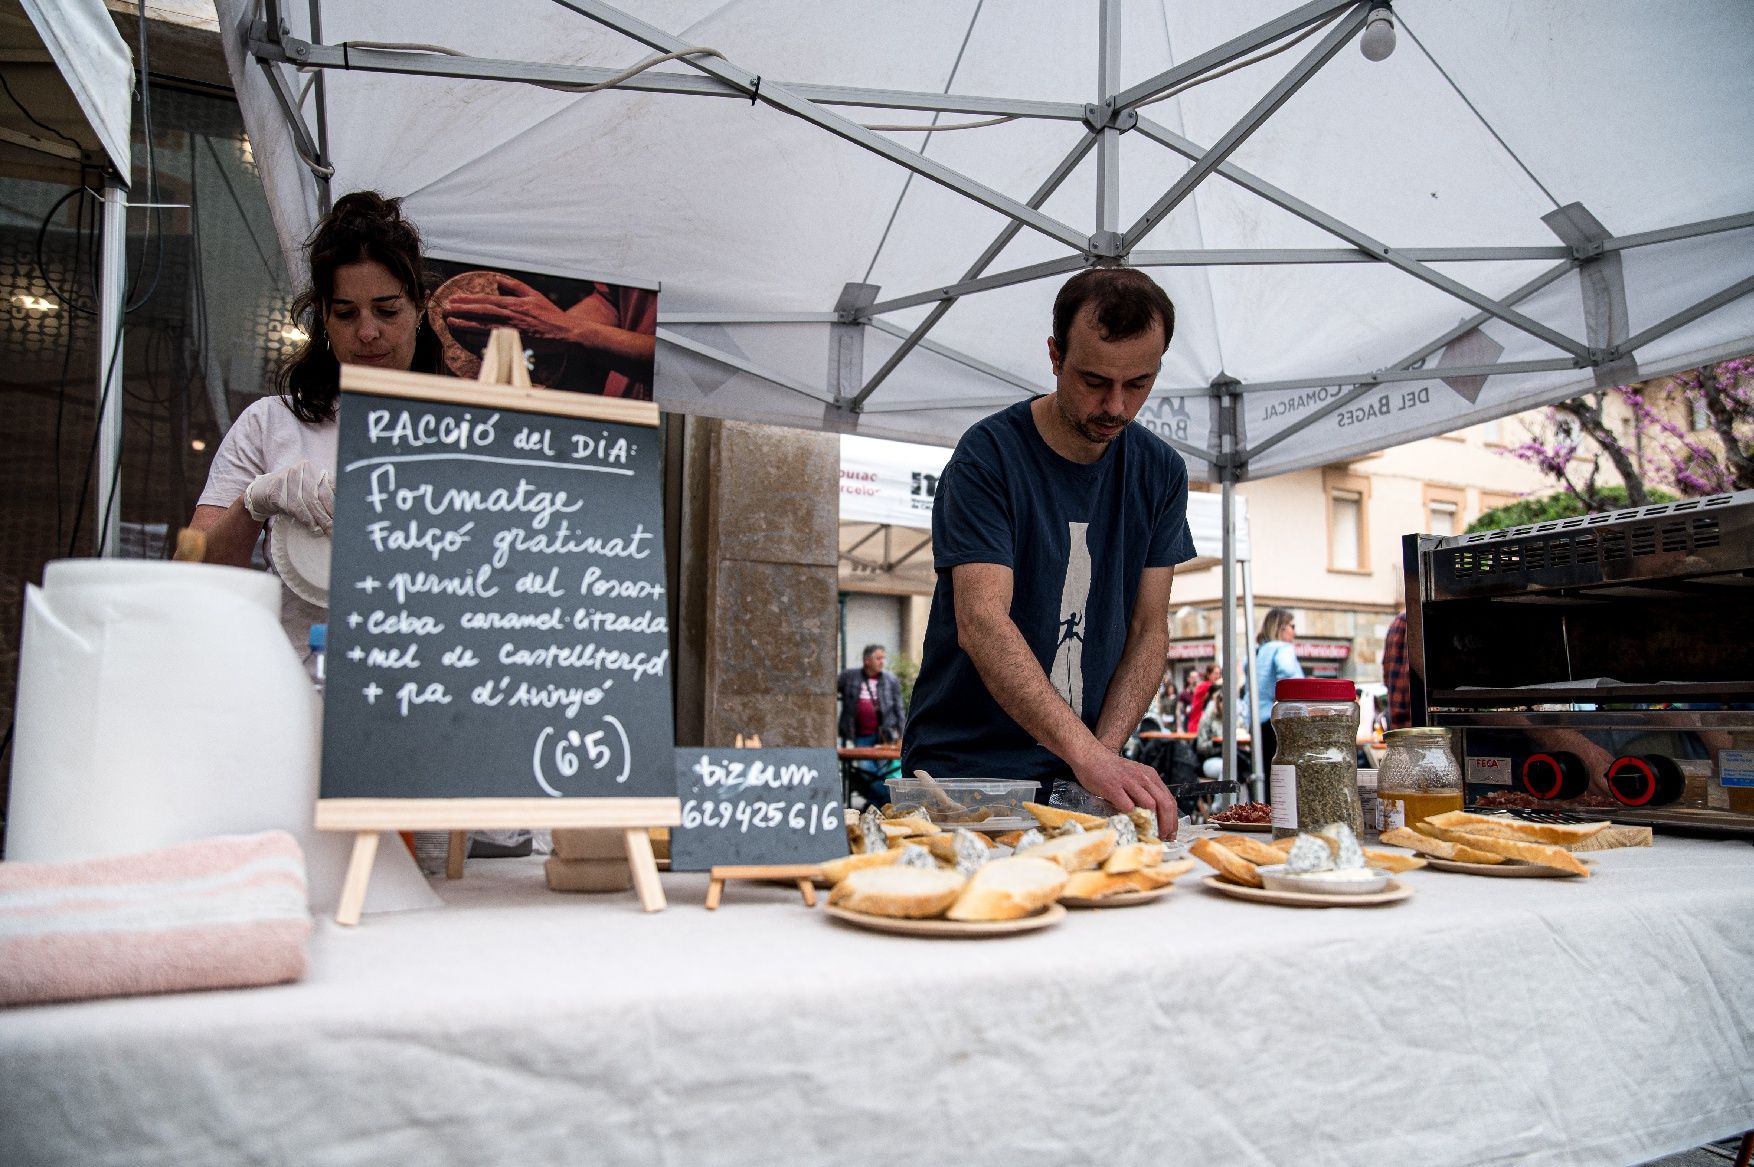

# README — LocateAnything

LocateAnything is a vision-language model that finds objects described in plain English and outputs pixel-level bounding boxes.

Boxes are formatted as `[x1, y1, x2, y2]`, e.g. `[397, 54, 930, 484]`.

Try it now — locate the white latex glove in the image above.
[244, 460, 335, 535]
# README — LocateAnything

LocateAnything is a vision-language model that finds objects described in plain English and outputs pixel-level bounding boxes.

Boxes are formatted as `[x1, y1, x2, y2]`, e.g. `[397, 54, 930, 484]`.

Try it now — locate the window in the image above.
[1324, 469, 1371, 573]
[1423, 485, 1467, 537]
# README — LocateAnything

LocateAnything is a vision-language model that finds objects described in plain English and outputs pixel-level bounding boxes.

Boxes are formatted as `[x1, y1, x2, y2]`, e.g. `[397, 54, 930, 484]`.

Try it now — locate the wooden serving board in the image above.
[1201, 875, 1411, 908]
[1059, 884, 1176, 909]
[823, 902, 1066, 937]
[1424, 857, 1591, 878]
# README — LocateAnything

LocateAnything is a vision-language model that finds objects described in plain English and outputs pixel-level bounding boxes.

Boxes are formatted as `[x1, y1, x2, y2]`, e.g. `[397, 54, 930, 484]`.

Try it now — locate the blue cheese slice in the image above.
[1051, 819, 1086, 838]
[1012, 828, 1045, 853]
[1106, 814, 1139, 847]
[859, 806, 890, 855]
[1285, 833, 1336, 874]
[951, 829, 989, 878]
[895, 843, 934, 870]
[1326, 823, 1366, 871]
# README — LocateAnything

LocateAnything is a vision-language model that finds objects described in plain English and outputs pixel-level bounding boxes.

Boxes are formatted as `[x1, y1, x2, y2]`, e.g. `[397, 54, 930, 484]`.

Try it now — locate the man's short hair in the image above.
[1052, 268, 1175, 354]
[861, 644, 886, 659]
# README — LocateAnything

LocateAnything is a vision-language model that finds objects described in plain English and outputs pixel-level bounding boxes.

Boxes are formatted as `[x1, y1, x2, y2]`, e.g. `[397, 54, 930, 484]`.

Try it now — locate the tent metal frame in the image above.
[247, 0, 1752, 788]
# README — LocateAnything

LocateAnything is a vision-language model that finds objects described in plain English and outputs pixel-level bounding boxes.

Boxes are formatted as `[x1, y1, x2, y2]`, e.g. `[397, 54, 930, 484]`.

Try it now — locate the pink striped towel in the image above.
[0, 830, 312, 1007]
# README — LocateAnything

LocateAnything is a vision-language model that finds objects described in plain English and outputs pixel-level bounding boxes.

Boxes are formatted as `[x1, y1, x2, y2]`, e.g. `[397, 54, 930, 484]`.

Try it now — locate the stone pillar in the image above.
[670, 417, 839, 748]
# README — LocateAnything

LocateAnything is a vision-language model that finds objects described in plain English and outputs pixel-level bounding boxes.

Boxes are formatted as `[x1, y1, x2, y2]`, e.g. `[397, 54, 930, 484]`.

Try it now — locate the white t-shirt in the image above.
[198, 395, 337, 664]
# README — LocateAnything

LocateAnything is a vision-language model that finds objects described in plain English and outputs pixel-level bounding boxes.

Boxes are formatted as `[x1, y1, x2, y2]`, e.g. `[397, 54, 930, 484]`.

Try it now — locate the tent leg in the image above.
[1241, 558, 1264, 802]
[1220, 477, 1237, 799]
[96, 176, 127, 558]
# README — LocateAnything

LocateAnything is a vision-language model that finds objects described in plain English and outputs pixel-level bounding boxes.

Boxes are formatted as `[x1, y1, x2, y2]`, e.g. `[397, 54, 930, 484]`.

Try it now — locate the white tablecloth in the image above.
[3, 837, 1752, 1166]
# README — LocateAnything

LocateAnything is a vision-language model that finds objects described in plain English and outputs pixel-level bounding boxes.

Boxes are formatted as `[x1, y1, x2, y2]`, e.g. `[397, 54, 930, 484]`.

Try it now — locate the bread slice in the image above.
[1128, 807, 1162, 843]
[1442, 831, 1592, 876]
[1567, 824, 1652, 853]
[1015, 828, 1118, 872]
[1361, 847, 1428, 873]
[994, 830, 1030, 848]
[1062, 870, 1138, 899]
[828, 865, 966, 918]
[1128, 858, 1195, 888]
[1215, 834, 1289, 867]
[1425, 810, 1608, 845]
[1024, 801, 1107, 831]
[1103, 842, 1164, 874]
[1380, 826, 1505, 865]
[818, 848, 906, 885]
[914, 830, 996, 865]
[947, 856, 1069, 921]
[1189, 837, 1263, 887]
[883, 814, 942, 837]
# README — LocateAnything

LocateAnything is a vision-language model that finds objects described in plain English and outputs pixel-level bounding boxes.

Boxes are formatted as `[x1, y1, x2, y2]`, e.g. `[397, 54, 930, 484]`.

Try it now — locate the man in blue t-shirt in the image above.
[902, 269, 1196, 836]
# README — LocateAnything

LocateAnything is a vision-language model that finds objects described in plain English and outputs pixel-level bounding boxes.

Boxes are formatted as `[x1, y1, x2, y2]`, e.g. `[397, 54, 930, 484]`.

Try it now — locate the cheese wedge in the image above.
[1379, 826, 1505, 865]
[947, 856, 1068, 921]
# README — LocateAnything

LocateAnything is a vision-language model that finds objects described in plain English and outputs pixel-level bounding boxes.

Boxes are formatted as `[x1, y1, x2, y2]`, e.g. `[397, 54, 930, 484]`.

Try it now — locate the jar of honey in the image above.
[1377, 727, 1463, 831]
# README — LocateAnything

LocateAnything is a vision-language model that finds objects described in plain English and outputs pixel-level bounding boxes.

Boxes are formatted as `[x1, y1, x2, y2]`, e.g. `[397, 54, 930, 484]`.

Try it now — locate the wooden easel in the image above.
[318, 328, 678, 926]
[704, 864, 819, 910]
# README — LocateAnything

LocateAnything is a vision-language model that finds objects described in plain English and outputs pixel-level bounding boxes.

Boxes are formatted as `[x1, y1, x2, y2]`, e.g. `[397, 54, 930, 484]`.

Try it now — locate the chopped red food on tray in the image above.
[1209, 801, 1272, 824]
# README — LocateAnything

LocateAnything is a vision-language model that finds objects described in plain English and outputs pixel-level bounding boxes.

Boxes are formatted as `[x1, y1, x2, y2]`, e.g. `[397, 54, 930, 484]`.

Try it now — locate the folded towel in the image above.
[0, 830, 312, 1007]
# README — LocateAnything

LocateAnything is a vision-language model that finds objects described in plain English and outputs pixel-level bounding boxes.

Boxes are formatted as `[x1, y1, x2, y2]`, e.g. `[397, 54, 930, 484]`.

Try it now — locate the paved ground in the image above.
[1639, 1139, 1743, 1167]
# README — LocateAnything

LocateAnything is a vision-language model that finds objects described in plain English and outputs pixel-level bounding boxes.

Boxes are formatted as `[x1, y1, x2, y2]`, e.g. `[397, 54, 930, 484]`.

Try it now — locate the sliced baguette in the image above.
[1424, 810, 1608, 845]
[1127, 807, 1162, 843]
[947, 856, 1069, 921]
[818, 848, 905, 885]
[1015, 827, 1118, 872]
[883, 814, 942, 837]
[1380, 826, 1505, 865]
[828, 864, 966, 918]
[1129, 858, 1195, 888]
[1189, 837, 1263, 887]
[1023, 801, 1108, 831]
[1361, 847, 1428, 873]
[1215, 834, 1291, 867]
[1441, 831, 1592, 876]
[1103, 842, 1165, 874]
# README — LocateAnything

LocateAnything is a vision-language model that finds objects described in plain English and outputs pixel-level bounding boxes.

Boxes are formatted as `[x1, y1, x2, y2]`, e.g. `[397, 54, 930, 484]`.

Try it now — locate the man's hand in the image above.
[1072, 750, 1179, 841]
[244, 460, 334, 535]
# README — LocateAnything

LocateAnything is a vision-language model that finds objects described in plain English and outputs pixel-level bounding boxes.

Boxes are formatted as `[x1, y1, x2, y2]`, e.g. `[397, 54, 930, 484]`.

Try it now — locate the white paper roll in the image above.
[7, 558, 440, 915]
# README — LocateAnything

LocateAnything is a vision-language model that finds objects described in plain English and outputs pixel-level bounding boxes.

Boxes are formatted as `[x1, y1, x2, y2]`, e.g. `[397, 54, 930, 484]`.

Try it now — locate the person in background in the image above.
[1252, 607, 1304, 770]
[1381, 609, 1411, 730]
[1194, 688, 1231, 780]
[1176, 667, 1198, 731]
[190, 191, 441, 671]
[838, 644, 905, 804]
[1187, 662, 1219, 736]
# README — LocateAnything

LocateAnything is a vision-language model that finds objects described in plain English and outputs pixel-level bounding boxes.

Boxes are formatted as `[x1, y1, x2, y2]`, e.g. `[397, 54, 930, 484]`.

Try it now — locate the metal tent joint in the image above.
[1082, 103, 1137, 135]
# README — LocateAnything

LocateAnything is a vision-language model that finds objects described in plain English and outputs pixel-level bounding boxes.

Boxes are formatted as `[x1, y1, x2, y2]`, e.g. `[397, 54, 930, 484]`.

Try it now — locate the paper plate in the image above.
[1200, 874, 1411, 908]
[824, 902, 1066, 937]
[271, 521, 331, 608]
[1423, 857, 1590, 878]
[1059, 884, 1177, 909]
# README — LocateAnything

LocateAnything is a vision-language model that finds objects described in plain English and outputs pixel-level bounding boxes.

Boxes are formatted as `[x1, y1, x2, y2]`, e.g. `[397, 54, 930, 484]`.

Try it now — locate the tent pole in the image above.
[96, 176, 127, 558]
[1095, 0, 1121, 241]
[1220, 476, 1237, 801]
[307, 0, 332, 214]
[1241, 557, 1264, 801]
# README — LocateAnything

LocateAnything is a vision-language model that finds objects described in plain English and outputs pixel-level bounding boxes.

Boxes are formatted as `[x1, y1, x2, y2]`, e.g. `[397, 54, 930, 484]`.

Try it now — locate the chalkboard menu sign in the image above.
[669, 748, 849, 871]
[319, 373, 674, 802]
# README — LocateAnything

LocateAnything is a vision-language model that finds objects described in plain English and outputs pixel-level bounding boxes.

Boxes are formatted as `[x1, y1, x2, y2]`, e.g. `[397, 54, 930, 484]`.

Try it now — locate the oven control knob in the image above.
[1521, 752, 1589, 800]
[1606, 755, 1685, 807]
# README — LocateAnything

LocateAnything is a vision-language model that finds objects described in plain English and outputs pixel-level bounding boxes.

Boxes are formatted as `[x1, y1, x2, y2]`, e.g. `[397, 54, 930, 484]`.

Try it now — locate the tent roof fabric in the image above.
[10, 0, 131, 176]
[218, 0, 1754, 482]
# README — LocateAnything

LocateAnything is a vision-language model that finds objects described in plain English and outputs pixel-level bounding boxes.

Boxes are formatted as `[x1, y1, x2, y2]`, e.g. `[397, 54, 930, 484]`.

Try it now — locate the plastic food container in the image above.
[885, 777, 1039, 827]
[1269, 678, 1363, 840]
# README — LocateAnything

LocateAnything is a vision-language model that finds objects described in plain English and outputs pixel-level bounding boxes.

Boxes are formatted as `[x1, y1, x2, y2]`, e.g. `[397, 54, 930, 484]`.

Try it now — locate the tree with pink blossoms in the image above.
[1504, 358, 1753, 512]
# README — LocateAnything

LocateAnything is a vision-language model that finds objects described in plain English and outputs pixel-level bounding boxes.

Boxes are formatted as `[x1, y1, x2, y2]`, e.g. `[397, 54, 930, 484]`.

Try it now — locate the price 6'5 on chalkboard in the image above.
[315, 362, 681, 923]
[669, 748, 849, 871]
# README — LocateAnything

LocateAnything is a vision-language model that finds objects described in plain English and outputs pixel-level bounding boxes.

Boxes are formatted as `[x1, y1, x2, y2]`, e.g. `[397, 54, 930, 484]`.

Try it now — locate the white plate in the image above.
[1201, 874, 1412, 908]
[271, 520, 331, 607]
[1059, 884, 1176, 909]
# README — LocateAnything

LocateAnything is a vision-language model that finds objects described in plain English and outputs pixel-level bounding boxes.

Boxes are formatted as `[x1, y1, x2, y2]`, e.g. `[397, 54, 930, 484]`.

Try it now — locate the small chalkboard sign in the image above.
[669, 747, 849, 872]
[314, 354, 680, 924]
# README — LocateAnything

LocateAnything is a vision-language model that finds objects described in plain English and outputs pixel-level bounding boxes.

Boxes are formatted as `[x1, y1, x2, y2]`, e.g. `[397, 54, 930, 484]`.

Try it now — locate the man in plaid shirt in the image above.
[1381, 610, 1412, 730]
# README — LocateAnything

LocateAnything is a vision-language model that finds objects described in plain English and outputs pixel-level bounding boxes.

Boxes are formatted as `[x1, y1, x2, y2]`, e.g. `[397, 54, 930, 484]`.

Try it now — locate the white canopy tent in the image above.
[216, 0, 1754, 786]
[5, 0, 133, 555]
